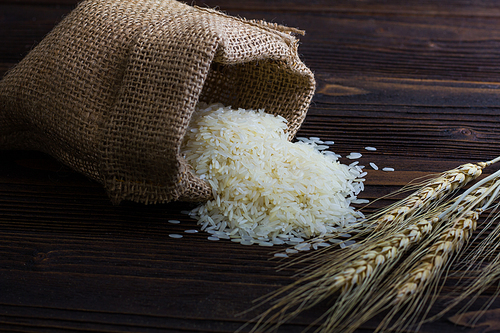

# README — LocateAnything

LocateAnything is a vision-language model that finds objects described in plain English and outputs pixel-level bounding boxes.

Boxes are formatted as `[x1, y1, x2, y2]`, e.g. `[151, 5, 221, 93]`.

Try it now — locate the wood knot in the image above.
[33, 251, 47, 263]
[443, 127, 477, 140]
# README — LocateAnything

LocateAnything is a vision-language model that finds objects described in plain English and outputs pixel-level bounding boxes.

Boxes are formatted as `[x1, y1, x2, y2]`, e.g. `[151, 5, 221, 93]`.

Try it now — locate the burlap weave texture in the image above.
[0, 0, 315, 204]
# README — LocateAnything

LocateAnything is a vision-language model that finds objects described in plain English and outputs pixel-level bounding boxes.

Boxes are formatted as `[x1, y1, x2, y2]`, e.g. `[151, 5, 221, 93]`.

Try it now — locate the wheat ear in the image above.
[318, 182, 496, 333]
[285, 161, 486, 274]
[317, 205, 481, 333]
[395, 209, 481, 303]
[371, 162, 485, 230]
[310, 162, 487, 290]
[372, 180, 500, 333]
[327, 215, 436, 293]
[246, 162, 489, 333]
[393, 180, 499, 303]
[424, 186, 500, 325]
[375, 210, 482, 333]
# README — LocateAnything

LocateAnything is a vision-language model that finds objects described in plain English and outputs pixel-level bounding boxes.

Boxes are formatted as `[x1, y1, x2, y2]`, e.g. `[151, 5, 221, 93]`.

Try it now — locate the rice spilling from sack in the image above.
[181, 103, 366, 243]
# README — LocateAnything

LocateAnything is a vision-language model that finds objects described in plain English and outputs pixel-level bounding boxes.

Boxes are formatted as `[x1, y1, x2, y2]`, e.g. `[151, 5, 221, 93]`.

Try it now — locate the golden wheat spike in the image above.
[246, 161, 493, 333]
[319, 181, 499, 333]
[316, 162, 487, 292]
[395, 209, 481, 304]
[372, 162, 485, 230]
[370, 181, 500, 333]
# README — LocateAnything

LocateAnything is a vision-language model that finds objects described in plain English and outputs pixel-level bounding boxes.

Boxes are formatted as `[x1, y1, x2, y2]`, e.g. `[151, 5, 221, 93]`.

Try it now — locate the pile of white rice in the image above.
[181, 103, 366, 246]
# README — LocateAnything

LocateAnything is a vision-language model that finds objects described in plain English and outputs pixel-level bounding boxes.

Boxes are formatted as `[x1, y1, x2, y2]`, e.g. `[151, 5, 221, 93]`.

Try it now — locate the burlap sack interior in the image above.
[0, 0, 315, 204]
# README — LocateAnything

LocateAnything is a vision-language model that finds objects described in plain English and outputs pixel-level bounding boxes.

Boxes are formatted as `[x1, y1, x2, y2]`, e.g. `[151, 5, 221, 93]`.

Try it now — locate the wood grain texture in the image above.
[2, 1, 500, 332]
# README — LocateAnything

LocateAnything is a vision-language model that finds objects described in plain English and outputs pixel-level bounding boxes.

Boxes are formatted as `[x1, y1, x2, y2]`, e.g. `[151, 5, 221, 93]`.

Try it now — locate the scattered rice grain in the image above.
[169, 234, 183, 239]
[352, 199, 370, 204]
[347, 152, 362, 159]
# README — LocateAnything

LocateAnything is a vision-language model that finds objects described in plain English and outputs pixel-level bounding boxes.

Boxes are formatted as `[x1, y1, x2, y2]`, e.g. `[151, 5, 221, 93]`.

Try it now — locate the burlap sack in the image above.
[0, 0, 315, 204]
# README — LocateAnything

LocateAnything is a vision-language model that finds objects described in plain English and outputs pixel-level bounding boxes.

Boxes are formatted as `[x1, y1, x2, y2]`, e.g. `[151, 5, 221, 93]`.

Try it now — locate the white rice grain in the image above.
[272, 238, 285, 245]
[351, 199, 370, 204]
[347, 152, 362, 159]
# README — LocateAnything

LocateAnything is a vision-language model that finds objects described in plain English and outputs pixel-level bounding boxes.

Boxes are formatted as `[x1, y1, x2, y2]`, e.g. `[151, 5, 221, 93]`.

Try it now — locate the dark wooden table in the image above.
[2, 1, 500, 332]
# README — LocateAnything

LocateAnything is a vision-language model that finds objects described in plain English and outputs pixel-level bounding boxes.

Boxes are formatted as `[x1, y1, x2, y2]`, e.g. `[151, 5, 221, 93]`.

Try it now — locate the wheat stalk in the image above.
[322, 209, 481, 333]
[393, 180, 500, 304]
[246, 161, 491, 333]
[317, 181, 498, 333]
[422, 187, 500, 326]
[246, 158, 500, 333]
[307, 162, 487, 290]
[370, 180, 500, 333]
